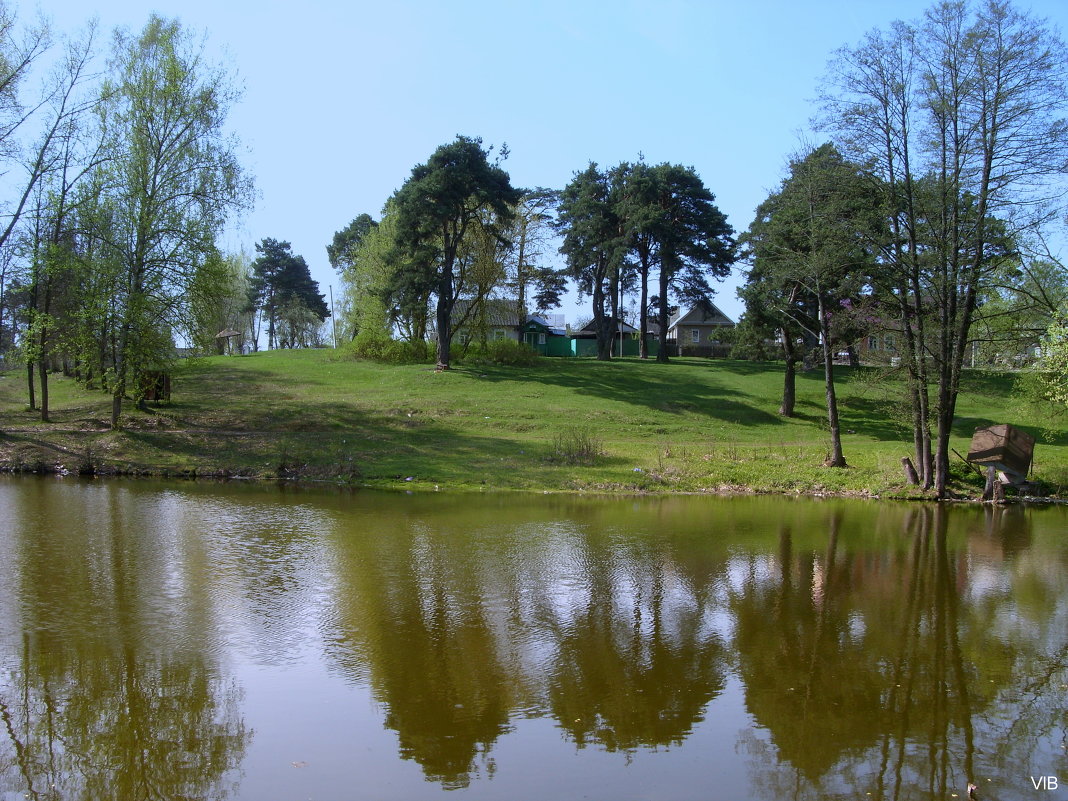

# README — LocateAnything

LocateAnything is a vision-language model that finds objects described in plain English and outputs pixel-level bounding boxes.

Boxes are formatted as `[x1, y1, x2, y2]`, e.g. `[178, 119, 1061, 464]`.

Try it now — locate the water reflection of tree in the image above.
[0, 483, 250, 801]
[732, 512, 893, 788]
[323, 501, 731, 783]
[1, 640, 247, 801]
[732, 503, 1067, 801]
[325, 517, 512, 790]
[965, 506, 1068, 800]
[546, 537, 726, 753]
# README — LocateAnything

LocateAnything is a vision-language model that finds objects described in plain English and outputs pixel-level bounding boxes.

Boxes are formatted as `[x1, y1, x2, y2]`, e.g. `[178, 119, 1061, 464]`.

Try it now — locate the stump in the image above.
[901, 456, 920, 486]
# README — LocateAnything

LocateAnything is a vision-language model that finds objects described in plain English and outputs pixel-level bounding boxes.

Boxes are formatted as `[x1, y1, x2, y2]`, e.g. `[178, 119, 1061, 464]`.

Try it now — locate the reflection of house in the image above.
[665, 301, 734, 357]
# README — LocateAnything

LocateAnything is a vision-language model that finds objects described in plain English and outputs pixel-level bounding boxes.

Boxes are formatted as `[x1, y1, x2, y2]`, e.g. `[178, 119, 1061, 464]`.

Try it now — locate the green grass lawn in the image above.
[1, 349, 1065, 497]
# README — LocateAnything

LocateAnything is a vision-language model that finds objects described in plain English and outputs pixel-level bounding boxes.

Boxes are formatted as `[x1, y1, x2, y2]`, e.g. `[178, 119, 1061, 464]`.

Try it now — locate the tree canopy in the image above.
[641, 163, 734, 363]
[555, 163, 624, 361]
[742, 143, 886, 465]
[556, 161, 734, 362]
[388, 135, 521, 370]
[248, 238, 329, 350]
[819, 0, 1068, 494]
[327, 214, 378, 273]
[100, 15, 251, 425]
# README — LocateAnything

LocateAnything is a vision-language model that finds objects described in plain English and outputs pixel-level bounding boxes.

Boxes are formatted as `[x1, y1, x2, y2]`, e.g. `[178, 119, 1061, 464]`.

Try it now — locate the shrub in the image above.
[347, 332, 428, 364]
[729, 340, 781, 361]
[464, 339, 540, 367]
[549, 426, 603, 465]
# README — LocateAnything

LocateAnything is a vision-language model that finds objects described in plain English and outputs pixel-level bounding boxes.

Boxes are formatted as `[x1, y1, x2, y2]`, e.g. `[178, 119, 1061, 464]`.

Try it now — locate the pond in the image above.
[0, 477, 1065, 800]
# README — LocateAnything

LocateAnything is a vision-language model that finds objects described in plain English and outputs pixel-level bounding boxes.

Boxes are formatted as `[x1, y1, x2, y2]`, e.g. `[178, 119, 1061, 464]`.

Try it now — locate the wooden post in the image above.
[982, 466, 996, 501]
[993, 476, 1005, 503]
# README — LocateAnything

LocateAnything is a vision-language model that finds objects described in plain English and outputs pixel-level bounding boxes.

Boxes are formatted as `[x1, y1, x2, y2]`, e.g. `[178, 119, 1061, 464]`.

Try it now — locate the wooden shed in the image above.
[965, 424, 1035, 484]
[140, 370, 171, 402]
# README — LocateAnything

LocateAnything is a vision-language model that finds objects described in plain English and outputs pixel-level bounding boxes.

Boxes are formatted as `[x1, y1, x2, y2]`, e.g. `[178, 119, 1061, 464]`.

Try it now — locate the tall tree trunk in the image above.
[0, 269, 7, 355]
[26, 360, 36, 411]
[656, 262, 671, 363]
[610, 268, 621, 359]
[779, 327, 797, 417]
[435, 262, 454, 370]
[111, 385, 123, 428]
[111, 265, 144, 429]
[111, 321, 130, 429]
[638, 250, 650, 359]
[819, 294, 847, 467]
[37, 277, 53, 422]
[38, 359, 49, 423]
[593, 277, 612, 361]
[99, 323, 110, 391]
[26, 252, 39, 410]
[37, 304, 50, 423]
[515, 221, 528, 327]
[898, 286, 933, 489]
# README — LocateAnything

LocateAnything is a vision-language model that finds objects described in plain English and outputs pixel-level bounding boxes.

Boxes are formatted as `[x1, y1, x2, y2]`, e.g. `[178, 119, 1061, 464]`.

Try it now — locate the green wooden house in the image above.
[453, 300, 571, 356]
[567, 319, 658, 356]
[522, 316, 571, 356]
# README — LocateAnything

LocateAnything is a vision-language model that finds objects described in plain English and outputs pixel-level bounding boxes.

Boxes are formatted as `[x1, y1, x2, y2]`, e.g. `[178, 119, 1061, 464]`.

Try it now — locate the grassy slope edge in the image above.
[0, 349, 1065, 498]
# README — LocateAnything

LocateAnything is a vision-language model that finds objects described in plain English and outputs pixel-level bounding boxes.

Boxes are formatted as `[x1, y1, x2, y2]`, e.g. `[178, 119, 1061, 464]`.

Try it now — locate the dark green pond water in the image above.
[1, 477, 1065, 800]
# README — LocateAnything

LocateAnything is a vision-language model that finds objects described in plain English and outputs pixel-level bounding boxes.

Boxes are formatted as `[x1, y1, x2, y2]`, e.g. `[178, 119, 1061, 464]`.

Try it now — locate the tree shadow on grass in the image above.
[833, 396, 913, 442]
[460, 359, 784, 428]
[121, 407, 630, 486]
[165, 363, 335, 431]
[795, 364, 857, 382]
[693, 358, 785, 377]
[0, 432, 87, 466]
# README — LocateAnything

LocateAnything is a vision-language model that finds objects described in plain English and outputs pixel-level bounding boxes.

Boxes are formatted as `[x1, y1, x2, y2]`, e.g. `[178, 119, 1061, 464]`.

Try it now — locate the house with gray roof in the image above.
[665, 300, 735, 357]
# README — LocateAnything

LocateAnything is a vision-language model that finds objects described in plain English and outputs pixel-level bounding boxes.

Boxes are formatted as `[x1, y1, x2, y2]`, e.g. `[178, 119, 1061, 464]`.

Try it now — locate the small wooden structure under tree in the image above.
[140, 371, 171, 402]
[215, 328, 242, 355]
[966, 424, 1035, 486]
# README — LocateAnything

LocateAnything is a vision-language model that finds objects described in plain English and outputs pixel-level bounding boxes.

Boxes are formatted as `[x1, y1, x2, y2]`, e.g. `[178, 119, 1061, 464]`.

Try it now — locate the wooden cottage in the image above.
[665, 301, 734, 357]
[522, 315, 570, 356]
[452, 300, 570, 355]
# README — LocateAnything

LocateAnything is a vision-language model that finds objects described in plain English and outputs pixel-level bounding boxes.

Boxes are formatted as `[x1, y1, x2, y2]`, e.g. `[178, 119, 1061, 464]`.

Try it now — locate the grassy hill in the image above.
[1, 349, 1065, 497]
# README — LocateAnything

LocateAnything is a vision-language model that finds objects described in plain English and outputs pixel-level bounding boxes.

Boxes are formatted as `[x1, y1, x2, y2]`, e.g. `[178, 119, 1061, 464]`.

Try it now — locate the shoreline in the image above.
[3, 438, 1062, 505]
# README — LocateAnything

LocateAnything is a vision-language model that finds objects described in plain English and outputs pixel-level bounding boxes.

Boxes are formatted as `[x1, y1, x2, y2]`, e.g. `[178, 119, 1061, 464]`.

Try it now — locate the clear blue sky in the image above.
[34, 0, 1068, 325]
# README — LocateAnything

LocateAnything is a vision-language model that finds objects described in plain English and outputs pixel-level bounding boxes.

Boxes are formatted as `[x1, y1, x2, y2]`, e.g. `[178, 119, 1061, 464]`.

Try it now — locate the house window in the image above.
[538, 333, 546, 345]
[884, 334, 896, 351]
[868, 335, 879, 350]
[493, 329, 505, 341]
[691, 329, 700, 343]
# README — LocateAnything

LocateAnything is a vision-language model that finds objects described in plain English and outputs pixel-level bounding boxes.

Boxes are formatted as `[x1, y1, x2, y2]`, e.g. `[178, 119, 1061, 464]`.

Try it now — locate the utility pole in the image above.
[329, 284, 337, 348]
